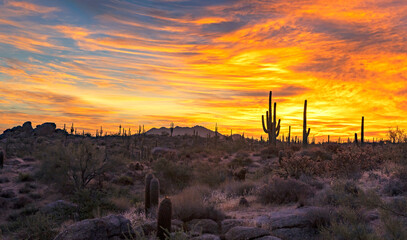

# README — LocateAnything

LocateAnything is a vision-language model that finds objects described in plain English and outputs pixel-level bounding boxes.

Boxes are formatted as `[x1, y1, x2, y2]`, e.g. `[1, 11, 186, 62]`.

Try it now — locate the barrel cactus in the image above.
[157, 197, 172, 240]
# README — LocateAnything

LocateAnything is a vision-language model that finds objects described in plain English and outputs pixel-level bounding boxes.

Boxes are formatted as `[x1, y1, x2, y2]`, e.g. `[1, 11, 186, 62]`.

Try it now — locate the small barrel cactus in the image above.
[144, 173, 154, 215]
[150, 178, 160, 208]
[157, 197, 172, 240]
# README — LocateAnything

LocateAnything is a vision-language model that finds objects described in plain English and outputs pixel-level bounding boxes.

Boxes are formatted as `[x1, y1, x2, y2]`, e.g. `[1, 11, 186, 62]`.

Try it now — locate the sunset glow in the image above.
[1, 0, 407, 140]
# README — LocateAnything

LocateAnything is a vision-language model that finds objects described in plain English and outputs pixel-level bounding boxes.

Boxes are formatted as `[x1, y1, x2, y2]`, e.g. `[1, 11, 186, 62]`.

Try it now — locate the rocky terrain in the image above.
[0, 121, 407, 240]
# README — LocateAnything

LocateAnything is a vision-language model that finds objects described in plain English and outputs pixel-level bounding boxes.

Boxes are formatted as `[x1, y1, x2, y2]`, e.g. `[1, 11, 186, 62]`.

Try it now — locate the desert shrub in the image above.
[195, 163, 228, 188]
[320, 207, 379, 240]
[227, 157, 252, 168]
[1, 212, 58, 240]
[113, 175, 134, 186]
[172, 185, 225, 222]
[260, 146, 279, 160]
[382, 178, 407, 196]
[17, 173, 34, 182]
[153, 158, 193, 191]
[221, 180, 257, 197]
[313, 181, 363, 208]
[305, 207, 332, 229]
[280, 154, 327, 178]
[36, 139, 119, 192]
[298, 174, 325, 190]
[328, 145, 384, 178]
[71, 189, 116, 220]
[380, 211, 407, 240]
[257, 177, 314, 205]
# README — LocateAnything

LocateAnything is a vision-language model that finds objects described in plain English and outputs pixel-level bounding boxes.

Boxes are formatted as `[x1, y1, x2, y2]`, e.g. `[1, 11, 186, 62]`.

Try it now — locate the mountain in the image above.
[145, 125, 225, 138]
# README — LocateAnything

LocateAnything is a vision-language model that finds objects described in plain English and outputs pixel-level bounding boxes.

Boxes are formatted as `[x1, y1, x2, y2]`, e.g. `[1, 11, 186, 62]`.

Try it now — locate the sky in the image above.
[0, 0, 407, 141]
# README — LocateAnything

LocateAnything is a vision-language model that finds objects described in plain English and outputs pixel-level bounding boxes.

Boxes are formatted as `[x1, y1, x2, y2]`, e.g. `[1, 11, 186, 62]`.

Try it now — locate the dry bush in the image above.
[260, 146, 279, 160]
[328, 145, 384, 178]
[152, 158, 193, 192]
[221, 180, 258, 197]
[195, 163, 228, 188]
[280, 155, 327, 178]
[320, 207, 379, 240]
[305, 207, 332, 229]
[172, 185, 225, 222]
[257, 177, 314, 205]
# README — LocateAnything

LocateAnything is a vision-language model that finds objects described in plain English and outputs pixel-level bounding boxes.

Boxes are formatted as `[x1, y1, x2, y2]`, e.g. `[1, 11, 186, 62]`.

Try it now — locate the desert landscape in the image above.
[2, 0, 407, 239]
[1, 95, 407, 240]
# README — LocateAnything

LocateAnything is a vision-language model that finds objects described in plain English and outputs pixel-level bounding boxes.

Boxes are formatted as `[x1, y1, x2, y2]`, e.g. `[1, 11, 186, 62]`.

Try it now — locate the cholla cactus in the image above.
[157, 197, 172, 240]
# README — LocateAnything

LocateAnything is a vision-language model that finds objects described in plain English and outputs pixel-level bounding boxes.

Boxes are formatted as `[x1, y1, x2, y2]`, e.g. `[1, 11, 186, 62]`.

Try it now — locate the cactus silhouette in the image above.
[262, 91, 281, 145]
[303, 100, 311, 146]
[157, 197, 172, 240]
[287, 126, 291, 144]
[361, 116, 364, 144]
[150, 178, 160, 208]
[170, 122, 174, 137]
[144, 173, 154, 215]
[355, 133, 358, 144]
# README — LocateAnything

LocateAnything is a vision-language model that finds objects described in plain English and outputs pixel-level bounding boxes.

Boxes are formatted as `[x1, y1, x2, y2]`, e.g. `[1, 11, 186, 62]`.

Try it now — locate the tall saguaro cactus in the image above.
[262, 91, 281, 145]
[145, 173, 154, 215]
[303, 100, 311, 146]
[361, 116, 364, 144]
[150, 178, 160, 208]
[287, 126, 291, 144]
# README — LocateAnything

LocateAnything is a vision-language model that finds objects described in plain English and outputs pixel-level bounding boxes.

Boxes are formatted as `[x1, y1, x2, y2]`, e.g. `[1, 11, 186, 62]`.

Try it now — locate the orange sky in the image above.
[0, 0, 406, 141]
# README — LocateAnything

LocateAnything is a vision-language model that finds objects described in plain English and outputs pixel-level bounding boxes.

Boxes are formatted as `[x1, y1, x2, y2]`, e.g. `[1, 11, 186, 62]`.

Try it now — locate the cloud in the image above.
[0, 0, 407, 138]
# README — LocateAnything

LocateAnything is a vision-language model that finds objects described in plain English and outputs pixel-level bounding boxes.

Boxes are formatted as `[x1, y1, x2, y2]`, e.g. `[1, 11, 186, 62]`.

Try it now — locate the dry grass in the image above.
[171, 185, 225, 222]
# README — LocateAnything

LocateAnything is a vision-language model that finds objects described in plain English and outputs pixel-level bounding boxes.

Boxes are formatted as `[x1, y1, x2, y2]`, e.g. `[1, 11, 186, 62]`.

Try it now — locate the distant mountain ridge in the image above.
[146, 125, 225, 138]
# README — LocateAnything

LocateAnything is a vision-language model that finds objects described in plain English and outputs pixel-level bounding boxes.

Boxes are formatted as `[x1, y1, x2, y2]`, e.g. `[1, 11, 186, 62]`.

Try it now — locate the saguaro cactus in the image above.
[355, 133, 358, 144]
[144, 173, 154, 214]
[361, 116, 364, 144]
[287, 126, 291, 144]
[303, 100, 311, 146]
[150, 178, 160, 208]
[157, 197, 172, 240]
[262, 91, 281, 145]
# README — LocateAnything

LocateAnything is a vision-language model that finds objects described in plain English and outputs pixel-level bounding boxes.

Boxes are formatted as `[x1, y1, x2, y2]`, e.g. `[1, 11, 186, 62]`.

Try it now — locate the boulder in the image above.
[253, 207, 326, 240]
[34, 122, 56, 136]
[53, 215, 134, 240]
[271, 228, 317, 240]
[191, 234, 221, 240]
[221, 219, 245, 235]
[22, 121, 33, 132]
[188, 219, 219, 234]
[41, 200, 78, 219]
[225, 226, 270, 240]
[255, 236, 282, 240]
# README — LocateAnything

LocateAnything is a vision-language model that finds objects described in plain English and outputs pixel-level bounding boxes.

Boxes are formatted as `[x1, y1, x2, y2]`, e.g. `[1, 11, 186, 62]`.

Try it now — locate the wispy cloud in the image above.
[0, 0, 406, 140]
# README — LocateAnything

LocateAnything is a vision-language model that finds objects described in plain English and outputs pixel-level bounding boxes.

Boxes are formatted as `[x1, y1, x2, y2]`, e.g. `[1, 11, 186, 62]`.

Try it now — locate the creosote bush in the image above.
[152, 158, 193, 191]
[257, 177, 314, 205]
